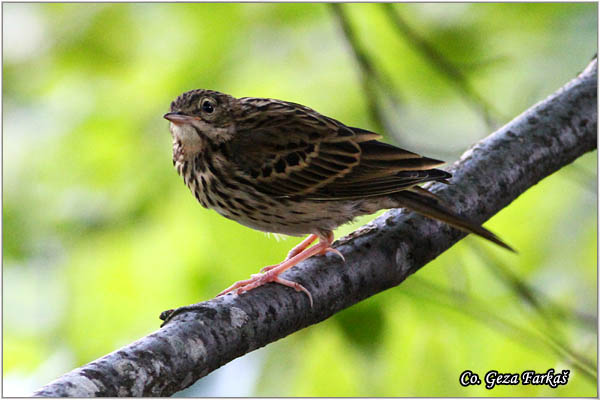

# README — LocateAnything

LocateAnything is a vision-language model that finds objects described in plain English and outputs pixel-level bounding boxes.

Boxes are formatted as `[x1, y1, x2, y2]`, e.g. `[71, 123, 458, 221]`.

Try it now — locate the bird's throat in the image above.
[170, 123, 204, 163]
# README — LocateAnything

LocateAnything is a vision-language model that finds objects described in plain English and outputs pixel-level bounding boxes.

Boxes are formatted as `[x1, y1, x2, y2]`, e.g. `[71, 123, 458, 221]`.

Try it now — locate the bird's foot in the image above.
[217, 269, 313, 307]
[217, 231, 339, 307]
[259, 264, 278, 273]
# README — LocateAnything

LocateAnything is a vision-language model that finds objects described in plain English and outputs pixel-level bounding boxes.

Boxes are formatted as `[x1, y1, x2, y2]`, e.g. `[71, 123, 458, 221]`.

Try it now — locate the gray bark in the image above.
[34, 58, 597, 397]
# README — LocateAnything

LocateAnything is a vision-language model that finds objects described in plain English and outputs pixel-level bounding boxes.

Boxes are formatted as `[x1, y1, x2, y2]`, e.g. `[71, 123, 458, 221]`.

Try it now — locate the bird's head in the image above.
[164, 89, 237, 158]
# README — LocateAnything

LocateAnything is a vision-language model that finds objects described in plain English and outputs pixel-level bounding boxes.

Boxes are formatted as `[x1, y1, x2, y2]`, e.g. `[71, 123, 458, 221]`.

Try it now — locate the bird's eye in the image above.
[201, 98, 215, 114]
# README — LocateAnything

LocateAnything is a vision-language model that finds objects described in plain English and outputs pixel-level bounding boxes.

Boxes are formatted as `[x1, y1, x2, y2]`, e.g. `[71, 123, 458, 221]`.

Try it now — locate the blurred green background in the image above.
[3, 3, 597, 396]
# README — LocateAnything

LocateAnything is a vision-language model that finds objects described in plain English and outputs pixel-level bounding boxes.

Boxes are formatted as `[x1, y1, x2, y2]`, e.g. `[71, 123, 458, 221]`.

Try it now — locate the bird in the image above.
[164, 89, 512, 306]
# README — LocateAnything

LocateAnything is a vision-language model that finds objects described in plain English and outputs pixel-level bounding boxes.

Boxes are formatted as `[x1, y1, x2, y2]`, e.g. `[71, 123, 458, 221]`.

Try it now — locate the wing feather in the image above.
[229, 98, 451, 199]
[230, 99, 362, 196]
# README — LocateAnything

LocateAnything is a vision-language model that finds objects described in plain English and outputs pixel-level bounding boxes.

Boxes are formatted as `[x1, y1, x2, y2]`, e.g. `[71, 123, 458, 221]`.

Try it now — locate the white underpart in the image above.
[169, 122, 202, 160]
[265, 232, 287, 241]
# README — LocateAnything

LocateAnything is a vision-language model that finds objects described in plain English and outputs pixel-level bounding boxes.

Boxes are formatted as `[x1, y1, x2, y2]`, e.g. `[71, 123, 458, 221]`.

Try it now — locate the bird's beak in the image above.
[163, 112, 196, 125]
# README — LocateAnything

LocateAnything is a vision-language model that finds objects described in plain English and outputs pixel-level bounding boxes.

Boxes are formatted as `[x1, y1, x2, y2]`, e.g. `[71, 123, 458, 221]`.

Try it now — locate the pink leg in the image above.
[260, 233, 344, 273]
[217, 231, 344, 306]
[260, 234, 319, 273]
[287, 234, 319, 260]
[318, 231, 345, 262]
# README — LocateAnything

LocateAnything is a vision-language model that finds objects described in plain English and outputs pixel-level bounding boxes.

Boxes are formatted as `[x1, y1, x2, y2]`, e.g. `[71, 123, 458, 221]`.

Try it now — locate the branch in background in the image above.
[460, 55, 511, 73]
[33, 59, 597, 397]
[329, 4, 403, 139]
[405, 277, 597, 382]
[450, 241, 597, 381]
[382, 3, 502, 128]
[468, 242, 598, 332]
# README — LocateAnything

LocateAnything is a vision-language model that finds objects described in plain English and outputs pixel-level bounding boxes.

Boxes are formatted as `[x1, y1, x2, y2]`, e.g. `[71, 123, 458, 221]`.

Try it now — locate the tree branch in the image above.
[34, 58, 597, 397]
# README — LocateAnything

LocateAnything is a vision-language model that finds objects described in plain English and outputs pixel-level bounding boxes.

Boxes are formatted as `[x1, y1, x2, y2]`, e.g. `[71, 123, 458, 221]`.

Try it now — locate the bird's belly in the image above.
[216, 197, 382, 237]
[210, 197, 340, 237]
[177, 158, 389, 236]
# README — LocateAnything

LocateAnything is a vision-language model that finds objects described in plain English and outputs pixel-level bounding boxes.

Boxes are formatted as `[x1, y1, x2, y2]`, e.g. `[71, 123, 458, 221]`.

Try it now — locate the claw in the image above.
[323, 247, 345, 262]
[274, 276, 313, 307]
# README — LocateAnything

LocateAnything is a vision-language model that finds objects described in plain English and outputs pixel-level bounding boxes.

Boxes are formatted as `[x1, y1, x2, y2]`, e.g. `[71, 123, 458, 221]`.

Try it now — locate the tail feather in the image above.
[394, 190, 515, 252]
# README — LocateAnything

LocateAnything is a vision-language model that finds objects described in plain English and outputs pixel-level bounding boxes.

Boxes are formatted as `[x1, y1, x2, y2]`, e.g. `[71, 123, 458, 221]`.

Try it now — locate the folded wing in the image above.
[229, 99, 448, 199]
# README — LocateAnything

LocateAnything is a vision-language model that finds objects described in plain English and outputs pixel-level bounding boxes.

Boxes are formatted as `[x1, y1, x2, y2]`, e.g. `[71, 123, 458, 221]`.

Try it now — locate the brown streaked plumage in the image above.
[164, 89, 513, 306]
